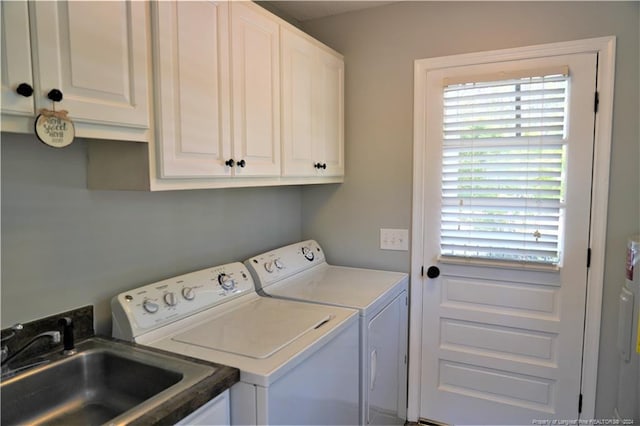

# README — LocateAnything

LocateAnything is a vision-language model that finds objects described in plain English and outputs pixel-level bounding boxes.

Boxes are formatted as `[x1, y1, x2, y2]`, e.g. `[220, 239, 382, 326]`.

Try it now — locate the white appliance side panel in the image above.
[176, 389, 230, 426]
[397, 291, 409, 422]
[230, 382, 257, 425]
[266, 319, 360, 425]
[367, 291, 408, 425]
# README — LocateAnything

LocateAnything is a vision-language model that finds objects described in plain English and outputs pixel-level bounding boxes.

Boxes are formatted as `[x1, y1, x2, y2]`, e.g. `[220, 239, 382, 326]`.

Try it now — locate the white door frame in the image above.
[408, 36, 616, 422]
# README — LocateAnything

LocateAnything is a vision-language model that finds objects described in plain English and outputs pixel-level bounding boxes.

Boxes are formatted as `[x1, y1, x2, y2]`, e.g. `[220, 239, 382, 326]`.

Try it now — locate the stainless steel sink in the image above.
[1, 337, 217, 426]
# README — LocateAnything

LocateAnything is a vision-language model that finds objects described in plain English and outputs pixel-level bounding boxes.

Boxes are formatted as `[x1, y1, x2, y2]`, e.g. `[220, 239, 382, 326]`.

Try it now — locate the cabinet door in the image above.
[31, 1, 149, 129]
[231, 2, 280, 177]
[367, 292, 408, 425]
[281, 28, 316, 176]
[1, 1, 34, 119]
[153, 1, 231, 178]
[281, 28, 344, 178]
[314, 49, 344, 177]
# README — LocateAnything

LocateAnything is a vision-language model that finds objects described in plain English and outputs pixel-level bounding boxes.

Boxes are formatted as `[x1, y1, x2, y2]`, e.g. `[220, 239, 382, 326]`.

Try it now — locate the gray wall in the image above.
[299, 1, 640, 419]
[1, 133, 303, 334]
[1, 0, 638, 420]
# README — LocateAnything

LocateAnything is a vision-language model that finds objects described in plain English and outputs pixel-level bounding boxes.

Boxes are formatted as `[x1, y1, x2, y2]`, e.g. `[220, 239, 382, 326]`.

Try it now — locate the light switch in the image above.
[380, 228, 409, 251]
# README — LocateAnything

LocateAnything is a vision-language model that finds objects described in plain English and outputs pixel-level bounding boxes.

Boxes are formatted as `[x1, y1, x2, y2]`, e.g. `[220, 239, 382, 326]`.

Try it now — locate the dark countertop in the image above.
[1, 306, 240, 425]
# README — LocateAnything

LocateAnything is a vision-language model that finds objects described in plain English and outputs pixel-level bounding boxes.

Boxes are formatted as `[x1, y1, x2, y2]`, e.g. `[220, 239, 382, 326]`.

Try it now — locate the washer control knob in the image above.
[264, 261, 274, 273]
[218, 273, 236, 291]
[182, 287, 195, 300]
[164, 292, 177, 306]
[274, 259, 284, 269]
[301, 246, 315, 261]
[142, 299, 159, 314]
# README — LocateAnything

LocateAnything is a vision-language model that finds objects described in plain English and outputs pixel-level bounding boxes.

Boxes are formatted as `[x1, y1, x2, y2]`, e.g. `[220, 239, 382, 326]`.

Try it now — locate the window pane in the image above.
[440, 73, 568, 265]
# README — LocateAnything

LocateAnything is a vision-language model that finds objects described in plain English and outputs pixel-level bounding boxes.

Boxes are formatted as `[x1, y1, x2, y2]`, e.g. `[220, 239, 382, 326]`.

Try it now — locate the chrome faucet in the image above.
[0, 317, 76, 378]
[1, 330, 61, 367]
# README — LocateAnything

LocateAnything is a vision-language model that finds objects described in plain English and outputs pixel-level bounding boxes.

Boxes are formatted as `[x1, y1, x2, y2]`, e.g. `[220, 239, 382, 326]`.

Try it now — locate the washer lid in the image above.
[171, 298, 332, 359]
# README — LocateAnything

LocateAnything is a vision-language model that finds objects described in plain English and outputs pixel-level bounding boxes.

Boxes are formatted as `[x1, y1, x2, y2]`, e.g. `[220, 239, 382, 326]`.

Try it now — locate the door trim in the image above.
[408, 36, 616, 422]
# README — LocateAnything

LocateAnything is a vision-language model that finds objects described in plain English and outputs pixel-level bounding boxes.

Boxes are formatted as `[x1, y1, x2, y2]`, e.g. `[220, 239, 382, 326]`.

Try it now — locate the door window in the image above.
[440, 69, 569, 266]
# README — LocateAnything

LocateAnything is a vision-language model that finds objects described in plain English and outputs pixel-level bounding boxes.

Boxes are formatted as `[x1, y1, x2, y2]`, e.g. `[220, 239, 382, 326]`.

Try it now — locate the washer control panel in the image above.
[245, 240, 326, 288]
[112, 262, 254, 338]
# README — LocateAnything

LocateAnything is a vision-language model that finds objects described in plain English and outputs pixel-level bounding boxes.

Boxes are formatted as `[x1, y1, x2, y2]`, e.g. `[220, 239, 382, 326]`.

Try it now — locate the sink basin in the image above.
[1, 337, 217, 426]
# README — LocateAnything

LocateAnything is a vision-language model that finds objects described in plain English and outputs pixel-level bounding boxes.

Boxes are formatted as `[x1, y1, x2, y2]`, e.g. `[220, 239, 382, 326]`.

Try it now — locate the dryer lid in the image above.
[171, 298, 332, 359]
[268, 265, 408, 311]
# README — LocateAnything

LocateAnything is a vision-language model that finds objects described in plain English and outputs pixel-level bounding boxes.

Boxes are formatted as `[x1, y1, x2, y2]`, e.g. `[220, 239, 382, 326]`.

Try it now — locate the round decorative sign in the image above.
[34, 110, 75, 148]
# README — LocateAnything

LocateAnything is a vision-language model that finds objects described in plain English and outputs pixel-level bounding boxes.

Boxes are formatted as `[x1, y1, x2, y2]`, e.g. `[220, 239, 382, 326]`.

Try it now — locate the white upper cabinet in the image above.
[87, 1, 344, 190]
[156, 1, 280, 179]
[1, 1, 151, 141]
[1, 1, 35, 122]
[281, 27, 344, 177]
[230, 2, 281, 177]
[153, 1, 231, 178]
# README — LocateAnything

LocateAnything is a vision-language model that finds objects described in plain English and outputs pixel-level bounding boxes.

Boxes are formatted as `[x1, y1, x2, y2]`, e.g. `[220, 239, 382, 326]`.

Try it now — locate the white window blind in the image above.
[440, 70, 569, 265]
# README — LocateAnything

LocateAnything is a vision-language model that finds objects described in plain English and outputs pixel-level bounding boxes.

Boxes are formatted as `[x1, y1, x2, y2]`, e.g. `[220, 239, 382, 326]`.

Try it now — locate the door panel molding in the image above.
[409, 36, 616, 422]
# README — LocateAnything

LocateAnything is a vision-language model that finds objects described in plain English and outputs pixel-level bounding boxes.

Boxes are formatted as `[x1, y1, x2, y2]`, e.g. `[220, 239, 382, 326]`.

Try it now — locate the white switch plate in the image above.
[380, 228, 409, 251]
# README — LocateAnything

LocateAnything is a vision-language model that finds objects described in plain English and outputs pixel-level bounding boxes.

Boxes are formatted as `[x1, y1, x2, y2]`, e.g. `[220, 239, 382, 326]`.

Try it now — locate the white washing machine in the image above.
[111, 262, 360, 425]
[245, 240, 409, 425]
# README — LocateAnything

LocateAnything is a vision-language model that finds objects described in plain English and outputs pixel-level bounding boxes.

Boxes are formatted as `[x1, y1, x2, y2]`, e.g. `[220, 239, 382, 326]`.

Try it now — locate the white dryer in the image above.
[111, 262, 359, 425]
[245, 240, 409, 425]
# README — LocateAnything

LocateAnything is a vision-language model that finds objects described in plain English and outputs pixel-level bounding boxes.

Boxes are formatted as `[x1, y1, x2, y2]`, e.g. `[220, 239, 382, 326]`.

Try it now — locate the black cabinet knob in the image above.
[321, 163, 327, 169]
[16, 83, 33, 97]
[225, 159, 235, 167]
[47, 89, 63, 102]
[426, 266, 440, 279]
[237, 159, 246, 168]
[314, 163, 320, 169]
[314, 162, 328, 169]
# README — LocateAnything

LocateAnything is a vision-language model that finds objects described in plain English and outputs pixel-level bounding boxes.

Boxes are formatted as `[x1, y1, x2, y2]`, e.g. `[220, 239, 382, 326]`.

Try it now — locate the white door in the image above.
[281, 27, 344, 178]
[418, 53, 597, 424]
[1, 1, 34, 118]
[230, 2, 280, 177]
[30, 1, 149, 128]
[314, 48, 344, 177]
[281, 27, 317, 177]
[153, 1, 232, 178]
